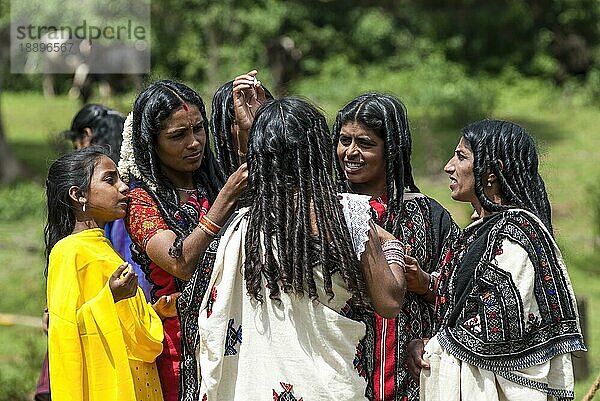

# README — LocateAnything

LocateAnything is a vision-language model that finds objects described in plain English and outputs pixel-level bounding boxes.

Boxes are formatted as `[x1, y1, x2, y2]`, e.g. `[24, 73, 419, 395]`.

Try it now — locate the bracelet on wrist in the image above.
[382, 239, 405, 270]
[200, 215, 222, 235]
[197, 215, 221, 237]
[198, 222, 217, 237]
[381, 239, 402, 249]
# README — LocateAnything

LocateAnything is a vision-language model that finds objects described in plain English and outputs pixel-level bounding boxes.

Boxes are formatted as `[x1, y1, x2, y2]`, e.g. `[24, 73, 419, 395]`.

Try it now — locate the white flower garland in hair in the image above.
[118, 112, 157, 191]
[117, 112, 135, 183]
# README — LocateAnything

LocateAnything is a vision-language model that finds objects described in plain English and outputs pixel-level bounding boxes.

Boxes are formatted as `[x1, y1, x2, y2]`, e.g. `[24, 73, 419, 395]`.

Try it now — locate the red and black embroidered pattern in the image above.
[353, 343, 367, 379]
[273, 382, 303, 401]
[436, 210, 585, 376]
[206, 287, 217, 318]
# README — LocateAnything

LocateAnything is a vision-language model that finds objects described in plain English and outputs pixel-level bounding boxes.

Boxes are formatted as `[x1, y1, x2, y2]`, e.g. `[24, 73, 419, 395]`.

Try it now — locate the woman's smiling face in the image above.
[336, 121, 386, 194]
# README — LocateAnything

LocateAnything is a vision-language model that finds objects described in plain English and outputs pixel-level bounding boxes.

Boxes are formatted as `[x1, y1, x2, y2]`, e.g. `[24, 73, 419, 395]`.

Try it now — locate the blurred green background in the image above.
[0, 1, 599, 400]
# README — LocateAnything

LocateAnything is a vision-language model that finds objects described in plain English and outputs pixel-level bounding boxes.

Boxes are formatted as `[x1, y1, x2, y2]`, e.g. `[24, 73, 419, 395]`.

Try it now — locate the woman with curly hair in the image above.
[196, 97, 407, 400]
[177, 71, 273, 400]
[118, 80, 247, 401]
[210, 71, 273, 178]
[332, 93, 458, 401]
[408, 120, 585, 400]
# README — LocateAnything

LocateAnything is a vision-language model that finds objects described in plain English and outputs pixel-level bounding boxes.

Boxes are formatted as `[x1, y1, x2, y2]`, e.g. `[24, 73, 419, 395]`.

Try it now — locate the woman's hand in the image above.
[233, 70, 267, 161]
[152, 292, 181, 320]
[109, 263, 138, 303]
[404, 255, 429, 295]
[233, 70, 267, 132]
[407, 338, 429, 382]
[220, 162, 248, 201]
[203, 163, 248, 230]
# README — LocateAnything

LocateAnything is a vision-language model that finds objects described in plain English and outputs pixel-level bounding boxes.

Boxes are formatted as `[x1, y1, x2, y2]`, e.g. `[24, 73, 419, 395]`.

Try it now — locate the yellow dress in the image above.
[47, 228, 164, 401]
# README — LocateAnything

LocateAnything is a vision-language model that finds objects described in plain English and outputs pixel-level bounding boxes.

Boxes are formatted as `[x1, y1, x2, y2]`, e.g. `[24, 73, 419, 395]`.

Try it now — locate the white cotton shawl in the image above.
[196, 194, 373, 400]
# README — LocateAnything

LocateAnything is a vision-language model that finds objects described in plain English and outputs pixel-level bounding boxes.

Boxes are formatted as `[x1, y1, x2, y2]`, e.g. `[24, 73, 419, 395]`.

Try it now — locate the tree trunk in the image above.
[0, 22, 27, 184]
[0, 70, 25, 185]
[0, 95, 26, 184]
[0, 21, 25, 185]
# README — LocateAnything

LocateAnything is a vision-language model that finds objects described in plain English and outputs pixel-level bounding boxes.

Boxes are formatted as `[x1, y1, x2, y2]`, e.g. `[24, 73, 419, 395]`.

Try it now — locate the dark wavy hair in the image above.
[44, 146, 109, 275]
[210, 80, 273, 178]
[64, 104, 125, 163]
[243, 97, 368, 305]
[332, 92, 416, 238]
[462, 119, 553, 232]
[130, 79, 225, 258]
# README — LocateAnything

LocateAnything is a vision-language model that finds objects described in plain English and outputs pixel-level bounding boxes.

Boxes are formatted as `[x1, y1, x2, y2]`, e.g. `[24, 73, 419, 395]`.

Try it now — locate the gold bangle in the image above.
[200, 215, 222, 234]
[198, 221, 218, 237]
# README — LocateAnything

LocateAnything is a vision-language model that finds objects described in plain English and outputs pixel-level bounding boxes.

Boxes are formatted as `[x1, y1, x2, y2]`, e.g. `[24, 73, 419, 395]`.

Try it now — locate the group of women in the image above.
[43, 70, 585, 401]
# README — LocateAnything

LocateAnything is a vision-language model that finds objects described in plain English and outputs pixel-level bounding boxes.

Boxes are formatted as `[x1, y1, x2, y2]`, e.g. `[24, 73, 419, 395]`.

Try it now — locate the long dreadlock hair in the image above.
[210, 80, 273, 178]
[462, 119, 554, 233]
[125, 80, 225, 259]
[244, 97, 369, 305]
[331, 92, 416, 238]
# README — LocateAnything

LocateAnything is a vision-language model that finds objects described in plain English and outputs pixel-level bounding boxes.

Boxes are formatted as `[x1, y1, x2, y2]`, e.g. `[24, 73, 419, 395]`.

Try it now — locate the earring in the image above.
[82, 203, 87, 212]
[487, 181, 492, 187]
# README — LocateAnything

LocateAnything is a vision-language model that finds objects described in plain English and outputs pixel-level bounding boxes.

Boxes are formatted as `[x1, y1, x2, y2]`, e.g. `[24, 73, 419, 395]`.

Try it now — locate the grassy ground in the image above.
[0, 88, 598, 399]
[0, 214, 47, 401]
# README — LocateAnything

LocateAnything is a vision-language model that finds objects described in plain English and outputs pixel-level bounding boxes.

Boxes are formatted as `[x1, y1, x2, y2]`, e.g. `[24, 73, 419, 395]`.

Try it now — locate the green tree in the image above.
[0, 1, 26, 184]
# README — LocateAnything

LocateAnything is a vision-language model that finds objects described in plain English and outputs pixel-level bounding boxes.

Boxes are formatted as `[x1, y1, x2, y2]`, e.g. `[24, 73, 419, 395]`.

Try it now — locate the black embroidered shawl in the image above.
[177, 212, 241, 401]
[435, 209, 585, 374]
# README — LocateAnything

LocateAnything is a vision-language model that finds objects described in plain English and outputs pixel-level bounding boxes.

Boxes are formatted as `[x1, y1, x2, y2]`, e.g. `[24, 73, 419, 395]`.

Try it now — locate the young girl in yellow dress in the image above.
[45, 147, 164, 401]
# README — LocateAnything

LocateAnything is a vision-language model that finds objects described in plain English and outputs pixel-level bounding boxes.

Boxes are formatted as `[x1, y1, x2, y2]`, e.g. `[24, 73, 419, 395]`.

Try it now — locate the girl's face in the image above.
[155, 104, 206, 180]
[85, 155, 129, 226]
[336, 121, 386, 194]
[444, 137, 478, 205]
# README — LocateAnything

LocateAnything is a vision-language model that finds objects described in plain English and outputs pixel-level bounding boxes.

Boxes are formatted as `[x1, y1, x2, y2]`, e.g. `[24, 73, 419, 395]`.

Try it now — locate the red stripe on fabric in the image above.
[371, 195, 397, 400]
[373, 314, 397, 400]
[382, 317, 397, 400]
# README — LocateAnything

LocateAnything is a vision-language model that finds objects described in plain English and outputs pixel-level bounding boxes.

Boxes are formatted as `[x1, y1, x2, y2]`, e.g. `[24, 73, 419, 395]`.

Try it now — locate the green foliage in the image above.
[0, 182, 45, 220]
[3, 0, 600, 98]
[349, 8, 396, 62]
[293, 51, 495, 129]
[0, 0, 10, 27]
